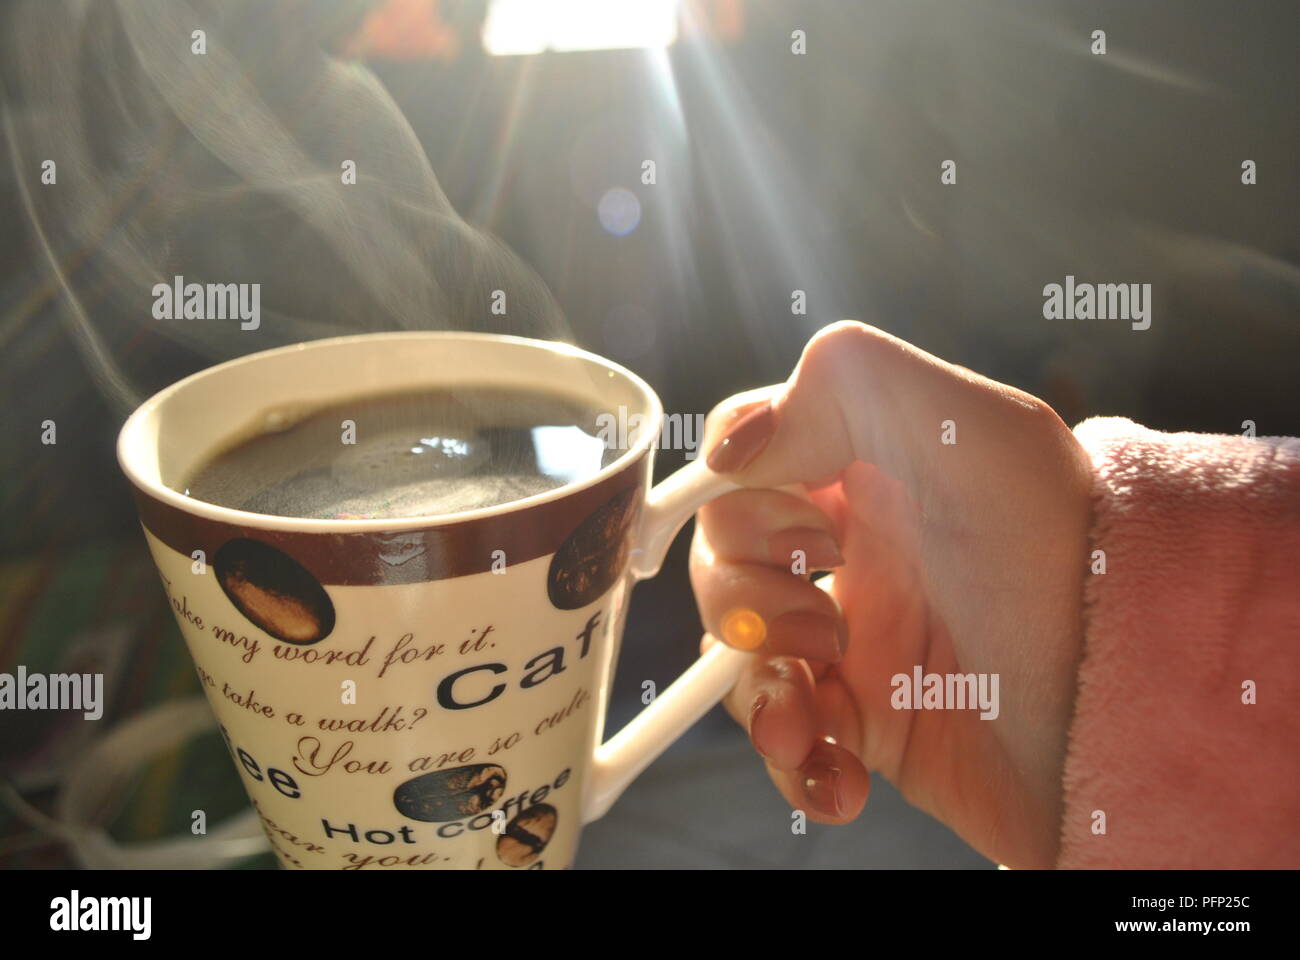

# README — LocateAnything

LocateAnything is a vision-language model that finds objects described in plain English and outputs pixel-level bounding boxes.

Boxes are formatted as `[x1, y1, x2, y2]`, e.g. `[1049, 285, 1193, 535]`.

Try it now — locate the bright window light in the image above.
[483, 0, 679, 56]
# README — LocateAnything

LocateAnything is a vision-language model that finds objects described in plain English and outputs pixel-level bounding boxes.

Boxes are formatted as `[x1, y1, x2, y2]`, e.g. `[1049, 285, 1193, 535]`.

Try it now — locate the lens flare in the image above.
[721, 608, 766, 651]
[597, 187, 642, 236]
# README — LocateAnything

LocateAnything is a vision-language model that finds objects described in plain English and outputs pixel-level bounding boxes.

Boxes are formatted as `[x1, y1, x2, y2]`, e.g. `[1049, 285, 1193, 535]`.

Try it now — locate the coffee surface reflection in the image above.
[182, 386, 616, 520]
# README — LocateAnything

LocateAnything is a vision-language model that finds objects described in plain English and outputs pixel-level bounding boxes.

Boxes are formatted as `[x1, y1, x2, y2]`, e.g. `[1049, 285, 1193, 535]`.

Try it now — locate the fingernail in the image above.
[767, 527, 844, 571]
[748, 693, 773, 759]
[706, 401, 775, 474]
[766, 610, 843, 662]
[802, 739, 845, 818]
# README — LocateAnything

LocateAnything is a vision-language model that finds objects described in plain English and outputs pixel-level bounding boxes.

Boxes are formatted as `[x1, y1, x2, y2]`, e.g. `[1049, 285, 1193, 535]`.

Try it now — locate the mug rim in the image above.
[117, 331, 665, 534]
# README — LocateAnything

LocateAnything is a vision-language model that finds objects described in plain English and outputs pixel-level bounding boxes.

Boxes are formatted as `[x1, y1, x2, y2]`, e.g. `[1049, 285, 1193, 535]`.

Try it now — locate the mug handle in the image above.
[581, 457, 750, 824]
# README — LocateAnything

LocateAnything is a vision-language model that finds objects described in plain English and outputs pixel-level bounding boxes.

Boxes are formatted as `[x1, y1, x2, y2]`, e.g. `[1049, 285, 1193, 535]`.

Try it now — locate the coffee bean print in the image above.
[496, 803, 558, 868]
[214, 538, 335, 644]
[393, 764, 508, 822]
[547, 486, 641, 610]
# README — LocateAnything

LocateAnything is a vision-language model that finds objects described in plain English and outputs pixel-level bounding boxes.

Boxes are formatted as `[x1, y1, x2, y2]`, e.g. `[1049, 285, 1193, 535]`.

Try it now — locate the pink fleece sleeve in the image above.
[1057, 417, 1300, 869]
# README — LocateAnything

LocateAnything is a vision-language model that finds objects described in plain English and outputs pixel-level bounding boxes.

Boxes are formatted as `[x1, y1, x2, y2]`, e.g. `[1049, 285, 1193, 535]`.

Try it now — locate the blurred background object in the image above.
[0, 0, 1296, 868]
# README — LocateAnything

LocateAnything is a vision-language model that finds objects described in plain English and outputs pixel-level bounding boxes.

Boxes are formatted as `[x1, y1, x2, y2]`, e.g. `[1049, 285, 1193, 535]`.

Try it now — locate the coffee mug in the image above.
[117, 332, 749, 870]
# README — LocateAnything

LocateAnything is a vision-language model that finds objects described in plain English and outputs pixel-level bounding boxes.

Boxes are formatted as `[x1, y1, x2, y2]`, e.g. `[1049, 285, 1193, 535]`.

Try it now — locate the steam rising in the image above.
[3, 0, 569, 418]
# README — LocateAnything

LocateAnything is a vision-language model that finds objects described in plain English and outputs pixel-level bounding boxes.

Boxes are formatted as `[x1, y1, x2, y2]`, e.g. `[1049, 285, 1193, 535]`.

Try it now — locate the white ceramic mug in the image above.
[117, 332, 749, 870]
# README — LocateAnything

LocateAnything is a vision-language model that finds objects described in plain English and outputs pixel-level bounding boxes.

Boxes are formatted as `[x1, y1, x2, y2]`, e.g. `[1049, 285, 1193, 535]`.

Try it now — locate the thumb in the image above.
[703, 320, 1035, 496]
[701, 321, 899, 489]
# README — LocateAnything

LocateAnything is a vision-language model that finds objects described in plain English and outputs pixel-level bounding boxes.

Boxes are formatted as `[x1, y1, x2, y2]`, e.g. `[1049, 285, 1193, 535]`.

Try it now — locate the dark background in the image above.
[0, 0, 1296, 868]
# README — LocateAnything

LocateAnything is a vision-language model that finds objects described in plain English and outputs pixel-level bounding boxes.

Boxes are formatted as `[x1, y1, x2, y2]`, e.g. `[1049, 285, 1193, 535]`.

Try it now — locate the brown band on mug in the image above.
[132, 452, 651, 587]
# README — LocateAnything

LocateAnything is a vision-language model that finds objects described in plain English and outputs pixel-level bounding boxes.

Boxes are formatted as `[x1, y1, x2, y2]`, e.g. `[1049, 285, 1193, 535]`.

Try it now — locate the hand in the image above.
[690, 321, 1094, 868]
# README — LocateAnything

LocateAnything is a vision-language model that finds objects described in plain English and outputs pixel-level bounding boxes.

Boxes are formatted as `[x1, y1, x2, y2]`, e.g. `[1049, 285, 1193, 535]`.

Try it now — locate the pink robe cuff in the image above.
[1057, 417, 1300, 868]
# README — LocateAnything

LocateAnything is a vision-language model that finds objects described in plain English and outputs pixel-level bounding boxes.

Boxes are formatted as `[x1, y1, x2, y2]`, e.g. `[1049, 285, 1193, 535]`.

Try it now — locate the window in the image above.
[482, 0, 679, 56]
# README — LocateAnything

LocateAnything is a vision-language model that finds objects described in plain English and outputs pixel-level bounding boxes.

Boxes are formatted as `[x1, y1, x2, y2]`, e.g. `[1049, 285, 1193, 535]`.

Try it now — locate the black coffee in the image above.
[181, 386, 616, 520]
